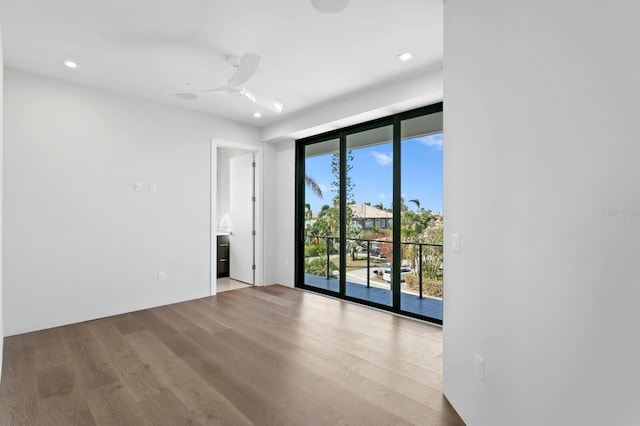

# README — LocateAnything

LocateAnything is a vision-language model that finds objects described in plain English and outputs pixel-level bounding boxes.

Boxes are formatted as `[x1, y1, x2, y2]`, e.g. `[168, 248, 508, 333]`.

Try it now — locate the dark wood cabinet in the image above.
[217, 235, 230, 278]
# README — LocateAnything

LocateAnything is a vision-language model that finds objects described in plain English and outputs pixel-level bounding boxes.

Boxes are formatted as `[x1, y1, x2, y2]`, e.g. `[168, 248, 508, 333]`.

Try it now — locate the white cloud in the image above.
[318, 183, 329, 192]
[379, 193, 386, 200]
[371, 151, 393, 166]
[417, 134, 443, 150]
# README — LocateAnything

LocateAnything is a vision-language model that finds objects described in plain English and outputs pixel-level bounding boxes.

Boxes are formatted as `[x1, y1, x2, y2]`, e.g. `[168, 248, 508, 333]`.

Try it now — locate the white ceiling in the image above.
[0, 0, 443, 128]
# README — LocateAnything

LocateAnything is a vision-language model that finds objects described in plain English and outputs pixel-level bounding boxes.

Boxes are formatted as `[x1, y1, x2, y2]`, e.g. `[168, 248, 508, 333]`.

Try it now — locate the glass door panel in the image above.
[399, 112, 443, 320]
[345, 125, 394, 307]
[303, 138, 340, 294]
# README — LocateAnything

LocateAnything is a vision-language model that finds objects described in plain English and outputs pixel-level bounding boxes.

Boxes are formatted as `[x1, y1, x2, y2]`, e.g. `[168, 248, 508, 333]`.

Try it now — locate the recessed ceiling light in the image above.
[397, 52, 414, 62]
[254, 112, 262, 118]
[63, 60, 78, 69]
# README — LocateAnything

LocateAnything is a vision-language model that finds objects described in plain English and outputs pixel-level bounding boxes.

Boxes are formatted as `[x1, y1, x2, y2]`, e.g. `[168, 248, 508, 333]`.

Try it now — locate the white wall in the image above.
[0, 24, 5, 378]
[262, 142, 278, 285]
[3, 69, 261, 335]
[262, 67, 443, 143]
[276, 141, 295, 287]
[443, 2, 640, 425]
[263, 140, 295, 287]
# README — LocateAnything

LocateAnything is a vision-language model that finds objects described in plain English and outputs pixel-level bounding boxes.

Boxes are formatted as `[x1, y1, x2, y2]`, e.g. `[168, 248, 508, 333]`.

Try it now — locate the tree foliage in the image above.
[305, 257, 338, 278]
[305, 174, 323, 198]
[330, 151, 354, 205]
[346, 221, 364, 261]
[305, 148, 445, 293]
[307, 217, 331, 237]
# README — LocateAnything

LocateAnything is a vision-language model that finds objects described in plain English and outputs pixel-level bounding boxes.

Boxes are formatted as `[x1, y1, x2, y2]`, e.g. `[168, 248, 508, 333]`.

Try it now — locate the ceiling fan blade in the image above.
[169, 92, 199, 100]
[167, 84, 230, 100]
[241, 88, 284, 113]
[191, 85, 229, 94]
[228, 52, 261, 88]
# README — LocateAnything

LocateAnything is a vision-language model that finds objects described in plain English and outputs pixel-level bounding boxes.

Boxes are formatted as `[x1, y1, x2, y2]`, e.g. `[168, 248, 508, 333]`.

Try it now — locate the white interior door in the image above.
[229, 152, 254, 284]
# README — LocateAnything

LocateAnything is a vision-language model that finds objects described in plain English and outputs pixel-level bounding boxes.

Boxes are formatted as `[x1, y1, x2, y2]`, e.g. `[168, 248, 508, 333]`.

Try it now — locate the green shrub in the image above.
[305, 257, 339, 277]
[405, 274, 443, 298]
[305, 244, 326, 258]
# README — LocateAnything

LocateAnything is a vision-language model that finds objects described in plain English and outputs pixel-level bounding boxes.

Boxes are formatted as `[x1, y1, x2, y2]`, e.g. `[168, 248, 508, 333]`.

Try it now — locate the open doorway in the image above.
[211, 139, 263, 295]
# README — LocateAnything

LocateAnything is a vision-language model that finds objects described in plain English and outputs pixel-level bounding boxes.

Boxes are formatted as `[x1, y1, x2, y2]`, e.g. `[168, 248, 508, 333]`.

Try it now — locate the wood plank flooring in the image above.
[0, 285, 464, 425]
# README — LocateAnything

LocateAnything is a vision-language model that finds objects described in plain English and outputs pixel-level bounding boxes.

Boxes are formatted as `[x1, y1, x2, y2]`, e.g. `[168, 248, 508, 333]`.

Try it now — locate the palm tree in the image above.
[409, 198, 421, 210]
[304, 203, 313, 220]
[374, 202, 384, 210]
[346, 222, 364, 261]
[305, 175, 323, 198]
[391, 197, 408, 212]
[317, 204, 331, 217]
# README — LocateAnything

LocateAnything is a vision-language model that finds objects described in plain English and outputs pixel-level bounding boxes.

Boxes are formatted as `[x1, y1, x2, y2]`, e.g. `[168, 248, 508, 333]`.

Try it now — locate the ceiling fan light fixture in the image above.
[311, 0, 349, 14]
[63, 60, 78, 69]
[397, 52, 414, 62]
[254, 112, 262, 118]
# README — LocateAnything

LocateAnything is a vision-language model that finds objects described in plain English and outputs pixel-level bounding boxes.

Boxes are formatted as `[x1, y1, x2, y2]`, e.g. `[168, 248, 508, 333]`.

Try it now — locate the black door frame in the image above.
[295, 103, 443, 324]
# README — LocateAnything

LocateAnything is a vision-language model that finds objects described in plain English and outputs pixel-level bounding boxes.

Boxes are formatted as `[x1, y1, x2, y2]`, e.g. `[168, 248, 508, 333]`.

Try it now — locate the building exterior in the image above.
[349, 203, 392, 229]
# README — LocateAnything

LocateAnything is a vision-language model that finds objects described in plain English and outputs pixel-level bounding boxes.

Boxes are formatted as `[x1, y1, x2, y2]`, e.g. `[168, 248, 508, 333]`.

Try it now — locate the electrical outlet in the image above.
[474, 354, 484, 381]
[134, 182, 143, 192]
[158, 271, 166, 281]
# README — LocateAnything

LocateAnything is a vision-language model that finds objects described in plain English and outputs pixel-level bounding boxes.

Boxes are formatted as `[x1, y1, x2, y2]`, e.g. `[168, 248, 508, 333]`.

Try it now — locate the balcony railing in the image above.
[304, 235, 443, 300]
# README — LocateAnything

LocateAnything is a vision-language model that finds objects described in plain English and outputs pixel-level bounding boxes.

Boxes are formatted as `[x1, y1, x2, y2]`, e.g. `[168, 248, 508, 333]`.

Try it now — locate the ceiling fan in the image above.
[169, 52, 284, 113]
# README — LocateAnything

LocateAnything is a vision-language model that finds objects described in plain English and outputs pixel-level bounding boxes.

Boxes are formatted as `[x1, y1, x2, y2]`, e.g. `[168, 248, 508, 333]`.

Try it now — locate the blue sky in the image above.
[305, 133, 443, 214]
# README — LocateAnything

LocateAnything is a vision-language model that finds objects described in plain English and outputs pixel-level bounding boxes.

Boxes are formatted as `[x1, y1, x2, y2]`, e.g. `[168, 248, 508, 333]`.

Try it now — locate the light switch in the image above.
[134, 182, 143, 192]
[475, 354, 484, 381]
[452, 234, 460, 252]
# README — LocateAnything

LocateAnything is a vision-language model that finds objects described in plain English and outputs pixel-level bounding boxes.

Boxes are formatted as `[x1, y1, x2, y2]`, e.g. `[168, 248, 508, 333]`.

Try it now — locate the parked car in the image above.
[382, 266, 412, 283]
[370, 247, 386, 258]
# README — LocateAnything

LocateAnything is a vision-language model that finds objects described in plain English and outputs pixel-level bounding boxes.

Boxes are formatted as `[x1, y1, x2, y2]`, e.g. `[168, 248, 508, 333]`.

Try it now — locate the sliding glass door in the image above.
[344, 125, 394, 307]
[399, 113, 444, 320]
[300, 138, 341, 294]
[295, 104, 443, 324]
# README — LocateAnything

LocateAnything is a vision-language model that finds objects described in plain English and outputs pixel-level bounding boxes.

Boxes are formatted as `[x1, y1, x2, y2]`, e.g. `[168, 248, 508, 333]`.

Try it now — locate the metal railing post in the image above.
[326, 237, 331, 279]
[419, 243, 423, 299]
[366, 240, 371, 288]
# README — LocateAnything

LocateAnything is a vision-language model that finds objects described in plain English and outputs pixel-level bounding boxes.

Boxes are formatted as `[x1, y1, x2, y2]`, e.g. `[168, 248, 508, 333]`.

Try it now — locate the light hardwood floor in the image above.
[0, 285, 464, 425]
[216, 278, 252, 293]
